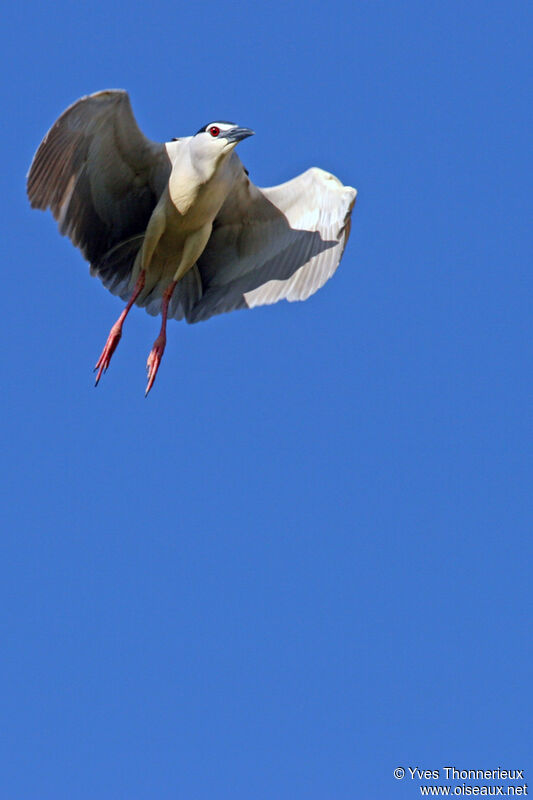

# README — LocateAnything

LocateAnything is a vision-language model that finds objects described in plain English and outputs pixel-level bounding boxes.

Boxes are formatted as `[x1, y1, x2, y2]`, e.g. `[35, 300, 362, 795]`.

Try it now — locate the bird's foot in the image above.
[145, 333, 166, 396]
[94, 321, 123, 386]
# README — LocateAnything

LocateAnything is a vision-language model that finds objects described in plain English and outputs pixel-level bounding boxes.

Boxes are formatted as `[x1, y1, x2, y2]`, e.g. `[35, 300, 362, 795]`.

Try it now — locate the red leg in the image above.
[145, 281, 177, 396]
[94, 271, 146, 386]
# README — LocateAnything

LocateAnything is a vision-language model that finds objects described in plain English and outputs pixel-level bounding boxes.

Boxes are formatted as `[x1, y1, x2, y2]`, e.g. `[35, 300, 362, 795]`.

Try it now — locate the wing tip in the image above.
[307, 168, 358, 209]
[79, 88, 129, 102]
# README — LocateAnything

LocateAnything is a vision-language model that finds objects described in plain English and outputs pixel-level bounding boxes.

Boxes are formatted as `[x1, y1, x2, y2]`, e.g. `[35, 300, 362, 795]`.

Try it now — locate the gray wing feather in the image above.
[27, 89, 171, 275]
[185, 165, 356, 323]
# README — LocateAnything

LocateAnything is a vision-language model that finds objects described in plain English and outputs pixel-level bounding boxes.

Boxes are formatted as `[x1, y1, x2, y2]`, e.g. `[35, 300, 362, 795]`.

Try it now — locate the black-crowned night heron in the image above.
[27, 90, 357, 394]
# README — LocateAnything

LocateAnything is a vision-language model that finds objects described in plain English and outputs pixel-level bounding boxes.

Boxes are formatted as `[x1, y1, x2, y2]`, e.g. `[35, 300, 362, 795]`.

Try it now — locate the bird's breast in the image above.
[168, 160, 234, 226]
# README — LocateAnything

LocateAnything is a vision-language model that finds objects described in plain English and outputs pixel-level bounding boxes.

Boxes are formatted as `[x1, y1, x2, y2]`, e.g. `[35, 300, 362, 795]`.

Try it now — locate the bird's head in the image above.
[189, 121, 254, 175]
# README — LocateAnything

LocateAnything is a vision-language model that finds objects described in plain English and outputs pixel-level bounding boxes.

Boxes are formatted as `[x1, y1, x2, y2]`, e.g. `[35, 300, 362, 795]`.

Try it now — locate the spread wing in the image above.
[26, 89, 171, 277]
[28, 95, 356, 326]
[183, 164, 357, 323]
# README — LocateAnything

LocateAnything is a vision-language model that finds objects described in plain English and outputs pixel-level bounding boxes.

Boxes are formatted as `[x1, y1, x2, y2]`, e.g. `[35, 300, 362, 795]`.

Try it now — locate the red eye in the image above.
[209, 126, 220, 137]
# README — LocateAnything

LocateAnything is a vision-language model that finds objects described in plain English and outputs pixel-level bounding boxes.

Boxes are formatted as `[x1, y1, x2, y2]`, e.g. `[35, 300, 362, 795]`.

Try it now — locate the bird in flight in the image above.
[27, 90, 357, 395]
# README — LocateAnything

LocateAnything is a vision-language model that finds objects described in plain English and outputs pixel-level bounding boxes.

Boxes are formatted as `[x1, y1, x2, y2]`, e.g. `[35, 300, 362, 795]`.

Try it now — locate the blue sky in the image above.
[1, 1, 531, 797]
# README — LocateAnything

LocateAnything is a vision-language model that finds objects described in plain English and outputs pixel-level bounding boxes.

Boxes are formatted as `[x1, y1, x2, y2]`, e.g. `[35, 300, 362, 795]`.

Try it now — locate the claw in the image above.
[145, 334, 166, 396]
[94, 322, 122, 386]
